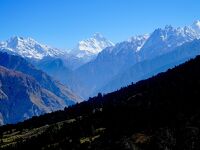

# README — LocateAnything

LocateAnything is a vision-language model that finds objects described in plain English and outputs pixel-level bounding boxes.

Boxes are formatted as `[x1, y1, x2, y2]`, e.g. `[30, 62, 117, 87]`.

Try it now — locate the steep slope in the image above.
[2, 55, 200, 149]
[34, 57, 87, 101]
[100, 39, 200, 93]
[0, 66, 68, 125]
[0, 52, 82, 104]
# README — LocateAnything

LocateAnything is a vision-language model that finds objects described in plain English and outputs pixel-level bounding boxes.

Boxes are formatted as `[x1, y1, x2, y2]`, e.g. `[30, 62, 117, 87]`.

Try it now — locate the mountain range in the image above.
[0, 20, 200, 124]
[67, 20, 200, 97]
[2, 51, 200, 149]
[101, 39, 200, 93]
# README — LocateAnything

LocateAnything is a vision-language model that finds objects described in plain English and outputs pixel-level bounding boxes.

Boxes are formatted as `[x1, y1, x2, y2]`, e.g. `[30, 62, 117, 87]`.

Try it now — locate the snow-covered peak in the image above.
[147, 24, 199, 44]
[0, 36, 65, 59]
[76, 33, 114, 54]
[192, 20, 200, 33]
[70, 33, 114, 61]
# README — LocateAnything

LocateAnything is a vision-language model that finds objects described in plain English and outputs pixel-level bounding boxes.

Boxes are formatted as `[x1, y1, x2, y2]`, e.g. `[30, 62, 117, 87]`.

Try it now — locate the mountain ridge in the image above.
[68, 21, 200, 98]
[99, 39, 200, 94]
[1, 20, 200, 99]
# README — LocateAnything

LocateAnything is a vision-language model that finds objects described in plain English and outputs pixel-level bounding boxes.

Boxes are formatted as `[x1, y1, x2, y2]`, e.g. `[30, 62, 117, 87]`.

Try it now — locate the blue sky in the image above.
[0, 0, 199, 49]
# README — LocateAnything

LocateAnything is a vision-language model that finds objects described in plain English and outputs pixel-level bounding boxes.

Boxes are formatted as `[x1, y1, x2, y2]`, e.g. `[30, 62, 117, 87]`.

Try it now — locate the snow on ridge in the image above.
[1, 20, 200, 61]
[0, 36, 65, 59]
[77, 33, 114, 54]
[70, 33, 114, 60]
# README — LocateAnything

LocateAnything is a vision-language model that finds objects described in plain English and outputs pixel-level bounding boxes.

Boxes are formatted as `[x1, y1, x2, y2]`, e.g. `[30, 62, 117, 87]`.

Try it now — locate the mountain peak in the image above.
[0, 36, 64, 59]
[72, 33, 114, 59]
[78, 33, 114, 53]
[6, 36, 37, 48]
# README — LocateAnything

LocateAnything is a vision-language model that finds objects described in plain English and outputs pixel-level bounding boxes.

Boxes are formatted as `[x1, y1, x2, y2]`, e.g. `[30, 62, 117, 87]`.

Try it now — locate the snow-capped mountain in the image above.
[0, 36, 65, 59]
[100, 39, 200, 94]
[140, 23, 200, 60]
[96, 21, 200, 95]
[69, 21, 200, 98]
[71, 33, 114, 60]
[1, 20, 200, 100]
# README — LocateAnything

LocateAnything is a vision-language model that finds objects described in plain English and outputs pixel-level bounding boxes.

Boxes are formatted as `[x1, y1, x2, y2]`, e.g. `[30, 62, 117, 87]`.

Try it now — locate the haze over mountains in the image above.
[0, 20, 200, 124]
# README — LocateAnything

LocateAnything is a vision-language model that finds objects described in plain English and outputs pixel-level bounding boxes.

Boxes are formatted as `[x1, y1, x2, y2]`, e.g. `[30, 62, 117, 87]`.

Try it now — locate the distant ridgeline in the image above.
[1, 55, 200, 149]
[1, 21, 200, 100]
